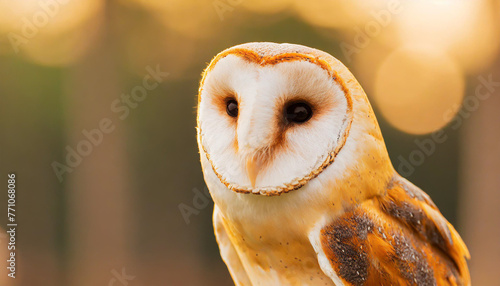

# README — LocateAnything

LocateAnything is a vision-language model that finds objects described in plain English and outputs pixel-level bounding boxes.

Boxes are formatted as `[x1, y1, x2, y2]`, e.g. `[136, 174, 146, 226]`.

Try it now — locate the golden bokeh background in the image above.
[0, 0, 499, 285]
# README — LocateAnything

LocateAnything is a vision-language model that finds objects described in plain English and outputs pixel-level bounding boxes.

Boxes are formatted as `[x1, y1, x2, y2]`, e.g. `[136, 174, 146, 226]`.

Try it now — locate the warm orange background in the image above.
[0, 1, 499, 285]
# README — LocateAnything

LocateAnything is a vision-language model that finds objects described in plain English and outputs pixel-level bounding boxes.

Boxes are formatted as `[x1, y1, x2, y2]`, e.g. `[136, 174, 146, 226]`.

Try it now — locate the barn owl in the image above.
[196, 42, 470, 286]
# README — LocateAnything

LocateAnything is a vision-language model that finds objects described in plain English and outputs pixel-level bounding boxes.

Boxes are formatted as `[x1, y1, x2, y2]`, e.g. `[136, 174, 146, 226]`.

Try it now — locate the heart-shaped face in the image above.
[197, 43, 354, 196]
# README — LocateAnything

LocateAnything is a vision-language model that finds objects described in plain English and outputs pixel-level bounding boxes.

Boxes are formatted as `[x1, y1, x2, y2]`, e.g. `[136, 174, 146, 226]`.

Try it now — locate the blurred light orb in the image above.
[241, 0, 291, 14]
[127, 0, 218, 39]
[0, 0, 104, 66]
[293, 0, 380, 30]
[373, 46, 465, 135]
[0, 0, 102, 38]
[396, 0, 499, 73]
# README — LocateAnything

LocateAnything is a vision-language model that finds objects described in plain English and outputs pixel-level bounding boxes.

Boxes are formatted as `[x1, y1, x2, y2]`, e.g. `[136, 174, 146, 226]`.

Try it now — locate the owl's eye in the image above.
[285, 102, 313, 123]
[226, 99, 238, 117]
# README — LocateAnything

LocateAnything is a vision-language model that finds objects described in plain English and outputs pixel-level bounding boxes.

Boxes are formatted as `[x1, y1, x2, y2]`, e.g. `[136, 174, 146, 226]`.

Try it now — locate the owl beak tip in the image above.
[246, 156, 261, 189]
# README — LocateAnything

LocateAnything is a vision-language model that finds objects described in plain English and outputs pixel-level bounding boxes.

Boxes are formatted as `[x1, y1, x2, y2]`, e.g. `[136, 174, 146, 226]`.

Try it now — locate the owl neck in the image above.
[210, 146, 395, 243]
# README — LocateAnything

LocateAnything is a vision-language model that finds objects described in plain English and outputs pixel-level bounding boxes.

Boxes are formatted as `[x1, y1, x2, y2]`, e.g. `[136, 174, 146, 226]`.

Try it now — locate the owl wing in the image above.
[311, 175, 470, 286]
[213, 206, 252, 286]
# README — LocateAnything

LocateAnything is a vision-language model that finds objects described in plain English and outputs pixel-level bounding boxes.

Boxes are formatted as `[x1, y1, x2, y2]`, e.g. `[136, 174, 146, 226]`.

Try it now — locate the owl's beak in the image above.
[246, 156, 262, 188]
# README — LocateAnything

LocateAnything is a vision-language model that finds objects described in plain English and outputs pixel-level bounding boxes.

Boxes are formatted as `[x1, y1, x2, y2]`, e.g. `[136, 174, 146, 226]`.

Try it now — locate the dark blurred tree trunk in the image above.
[461, 59, 500, 285]
[0, 48, 64, 286]
[66, 1, 133, 285]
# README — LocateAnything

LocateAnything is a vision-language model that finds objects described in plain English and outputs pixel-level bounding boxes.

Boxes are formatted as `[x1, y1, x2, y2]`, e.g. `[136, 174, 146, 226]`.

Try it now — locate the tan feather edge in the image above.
[198, 49, 353, 196]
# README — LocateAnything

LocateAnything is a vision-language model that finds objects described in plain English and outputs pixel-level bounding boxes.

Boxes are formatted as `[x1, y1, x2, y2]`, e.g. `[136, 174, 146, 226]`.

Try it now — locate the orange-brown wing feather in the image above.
[319, 175, 470, 286]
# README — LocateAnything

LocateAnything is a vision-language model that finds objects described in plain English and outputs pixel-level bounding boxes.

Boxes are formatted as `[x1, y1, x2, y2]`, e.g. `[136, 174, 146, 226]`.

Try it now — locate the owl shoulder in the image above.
[311, 175, 470, 286]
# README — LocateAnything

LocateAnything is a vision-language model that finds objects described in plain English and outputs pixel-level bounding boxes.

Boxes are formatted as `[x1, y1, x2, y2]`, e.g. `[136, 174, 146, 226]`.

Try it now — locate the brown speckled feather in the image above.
[320, 175, 470, 286]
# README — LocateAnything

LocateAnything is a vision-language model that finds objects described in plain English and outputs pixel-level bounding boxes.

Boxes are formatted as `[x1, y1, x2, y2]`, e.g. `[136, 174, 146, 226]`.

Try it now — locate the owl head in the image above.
[197, 42, 392, 197]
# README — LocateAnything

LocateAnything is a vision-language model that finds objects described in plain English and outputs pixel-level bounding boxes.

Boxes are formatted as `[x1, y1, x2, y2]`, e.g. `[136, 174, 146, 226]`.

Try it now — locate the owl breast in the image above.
[215, 209, 336, 286]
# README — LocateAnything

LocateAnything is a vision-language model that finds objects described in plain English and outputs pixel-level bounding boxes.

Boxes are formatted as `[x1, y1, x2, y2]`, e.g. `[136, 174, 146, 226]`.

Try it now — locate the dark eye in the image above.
[285, 102, 313, 123]
[226, 99, 238, 117]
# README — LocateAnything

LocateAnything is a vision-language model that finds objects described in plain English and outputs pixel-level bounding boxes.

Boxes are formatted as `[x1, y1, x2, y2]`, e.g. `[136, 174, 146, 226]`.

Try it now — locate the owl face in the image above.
[197, 44, 355, 196]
